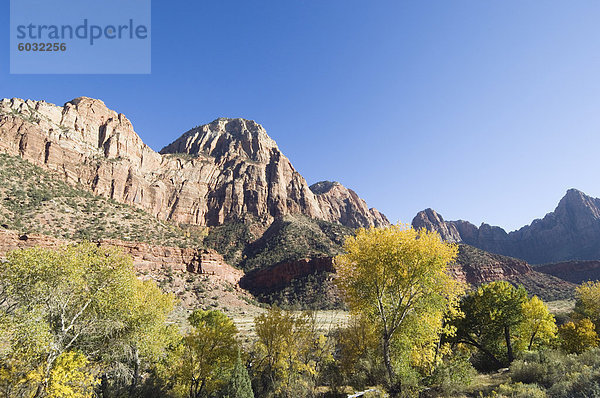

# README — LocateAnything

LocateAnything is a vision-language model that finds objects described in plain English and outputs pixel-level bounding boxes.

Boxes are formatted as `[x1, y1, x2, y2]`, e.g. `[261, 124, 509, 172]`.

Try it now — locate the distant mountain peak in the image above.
[309, 181, 340, 195]
[412, 208, 462, 242]
[412, 189, 600, 264]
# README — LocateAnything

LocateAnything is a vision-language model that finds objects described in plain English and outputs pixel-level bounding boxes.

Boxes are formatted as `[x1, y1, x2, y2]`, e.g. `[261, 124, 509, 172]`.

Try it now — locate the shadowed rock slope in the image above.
[412, 189, 600, 264]
[536, 260, 600, 285]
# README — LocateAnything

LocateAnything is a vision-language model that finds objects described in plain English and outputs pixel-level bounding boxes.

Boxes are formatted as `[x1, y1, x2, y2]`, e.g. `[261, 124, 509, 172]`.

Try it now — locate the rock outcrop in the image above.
[412, 189, 600, 264]
[0, 98, 386, 229]
[0, 229, 243, 284]
[412, 208, 462, 242]
[239, 257, 334, 293]
[309, 181, 389, 228]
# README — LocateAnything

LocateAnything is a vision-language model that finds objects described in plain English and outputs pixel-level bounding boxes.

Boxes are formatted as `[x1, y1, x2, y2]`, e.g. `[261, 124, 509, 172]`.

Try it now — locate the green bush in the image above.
[425, 353, 476, 396]
[505, 349, 600, 398]
[495, 382, 547, 398]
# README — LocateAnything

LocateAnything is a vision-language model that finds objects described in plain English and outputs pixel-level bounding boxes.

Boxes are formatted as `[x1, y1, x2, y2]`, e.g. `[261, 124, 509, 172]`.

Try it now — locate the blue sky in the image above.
[2, 1, 600, 231]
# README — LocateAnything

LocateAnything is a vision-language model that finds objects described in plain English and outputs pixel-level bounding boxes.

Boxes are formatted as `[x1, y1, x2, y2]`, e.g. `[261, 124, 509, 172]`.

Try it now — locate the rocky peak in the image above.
[411, 189, 600, 264]
[412, 208, 462, 242]
[310, 181, 338, 195]
[0, 96, 387, 229]
[160, 118, 277, 162]
[310, 181, 390, 228]
[0, 96, 160, 169]
[554, 188, 600, 224]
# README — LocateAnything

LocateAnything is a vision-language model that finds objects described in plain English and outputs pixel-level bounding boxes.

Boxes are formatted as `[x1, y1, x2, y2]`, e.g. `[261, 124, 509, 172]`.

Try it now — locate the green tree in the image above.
[453, 281, 528, 368]
[559, 318, 599, 354]
[224, 352, 254, 398]
[171, 310, 239, 398]
[334, 225, 463, 393]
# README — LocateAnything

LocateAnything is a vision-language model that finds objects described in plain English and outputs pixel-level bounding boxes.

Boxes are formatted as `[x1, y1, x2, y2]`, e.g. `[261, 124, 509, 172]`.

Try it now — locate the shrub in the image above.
[495, 382, 547, 398]
[427, 353, 476, 396]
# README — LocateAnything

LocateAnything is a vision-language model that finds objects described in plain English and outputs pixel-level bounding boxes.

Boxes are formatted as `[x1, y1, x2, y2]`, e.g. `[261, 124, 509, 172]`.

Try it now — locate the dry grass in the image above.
[546, 299, 576, 315]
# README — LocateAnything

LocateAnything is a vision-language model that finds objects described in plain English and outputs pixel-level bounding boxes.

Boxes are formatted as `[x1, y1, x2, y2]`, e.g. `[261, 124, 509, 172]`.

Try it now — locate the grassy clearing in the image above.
[231, 309, 349, 341]
[546, 299, 576, 315]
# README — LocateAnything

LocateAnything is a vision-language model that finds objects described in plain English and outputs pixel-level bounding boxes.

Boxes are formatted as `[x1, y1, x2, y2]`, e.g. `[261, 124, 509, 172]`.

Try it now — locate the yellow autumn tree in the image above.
[252, 307, 332, 398]
[0, 243, 175, 397]
[335, 224, 464, 393]
[559, 318, 599, 354]
[516, 296, 557, 351]
[46, 352, 98, 398]
[169, 310, 239, 398]
[575, 281, 600, 333]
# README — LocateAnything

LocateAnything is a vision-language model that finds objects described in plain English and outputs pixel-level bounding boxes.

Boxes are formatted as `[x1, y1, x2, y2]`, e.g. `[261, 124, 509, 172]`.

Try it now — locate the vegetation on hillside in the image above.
[0, 153, 206, 247]
[254, 271, 343, 310]
[206, 214, 352, 272]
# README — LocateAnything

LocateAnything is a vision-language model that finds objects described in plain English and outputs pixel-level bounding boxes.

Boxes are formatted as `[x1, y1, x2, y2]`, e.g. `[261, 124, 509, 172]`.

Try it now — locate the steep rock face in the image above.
[309, 181, 389, 228]
[411, 189, 600, 264]
[0, 98, 385, 228]
[159, 118, 324, 225]
[239, 257, 334, 293]
[412, 208, 461, 241]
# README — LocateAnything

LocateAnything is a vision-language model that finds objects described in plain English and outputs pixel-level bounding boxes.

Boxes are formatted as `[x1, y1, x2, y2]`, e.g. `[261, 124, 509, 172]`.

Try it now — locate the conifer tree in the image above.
[225, 351, 254, 398]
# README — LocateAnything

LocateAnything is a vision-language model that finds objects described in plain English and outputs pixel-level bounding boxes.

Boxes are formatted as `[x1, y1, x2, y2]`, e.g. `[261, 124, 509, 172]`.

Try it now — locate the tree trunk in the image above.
[504, 326, 514, 363]
[129, 345, 140, 396]
[528, 331, 537, 351]
[382, 334, 398, 392]
[458, 339, 504, 369]
[100, 374, 109, 398]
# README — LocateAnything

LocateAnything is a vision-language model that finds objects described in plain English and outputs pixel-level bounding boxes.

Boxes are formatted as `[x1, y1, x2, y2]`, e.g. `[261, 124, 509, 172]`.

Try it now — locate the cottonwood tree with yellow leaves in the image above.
[0, 243, 174, 398]
[251, 307, 332, 398]
[334, 225, 464, 395]
[516, 295, 557, 351]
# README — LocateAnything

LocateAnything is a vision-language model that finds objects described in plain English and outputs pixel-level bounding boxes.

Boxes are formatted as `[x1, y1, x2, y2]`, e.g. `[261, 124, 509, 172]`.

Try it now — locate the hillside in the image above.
[0, 152, 206, 247]
[536, 260, 600, 284]
[239, 243, 575, 309]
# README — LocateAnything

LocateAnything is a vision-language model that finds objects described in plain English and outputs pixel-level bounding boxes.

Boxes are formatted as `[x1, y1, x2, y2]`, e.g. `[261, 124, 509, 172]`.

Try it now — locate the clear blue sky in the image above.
[2, 1, 600, 231]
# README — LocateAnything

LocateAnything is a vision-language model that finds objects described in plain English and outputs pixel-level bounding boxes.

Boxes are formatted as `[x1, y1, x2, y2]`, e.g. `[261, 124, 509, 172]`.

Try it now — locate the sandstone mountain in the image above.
[412, 189, 600, 264]
[0, 96, 576, 310]
[309, 181, 389, 229]
[0, 97, 387, 229]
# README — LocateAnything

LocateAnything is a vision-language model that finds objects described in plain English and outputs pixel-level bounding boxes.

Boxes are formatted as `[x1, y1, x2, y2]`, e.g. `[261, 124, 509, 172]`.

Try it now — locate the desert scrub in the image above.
[0, 153, 205, 248]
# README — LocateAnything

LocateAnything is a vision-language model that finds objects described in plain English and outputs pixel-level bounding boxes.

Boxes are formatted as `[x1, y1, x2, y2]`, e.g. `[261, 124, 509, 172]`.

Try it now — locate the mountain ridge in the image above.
[412, 188, 600, 264]
[0, 96, 388, 229]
